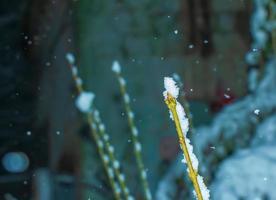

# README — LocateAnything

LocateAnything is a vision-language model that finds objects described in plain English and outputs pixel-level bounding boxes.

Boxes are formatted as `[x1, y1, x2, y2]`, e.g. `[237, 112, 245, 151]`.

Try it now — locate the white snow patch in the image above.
[103, 134, 109, 141]
[135, 142, 142, 152]
[109, 146, 114, 153]
[75, 92, 95, 113]
[142, 170, 147, 179]
[113, 160, 120, 169]
[119, 77, 126, 86]
[103, 155, 109, 163]
[119, 174, 125, 182]
[124, 94, 130, 103]
[107, 167, 114, 178]
[197, 175, 210, 200]
[164, 77, 179, 98]
[66, 53, 75, 64]
[112, 61, 121, 73]
[128, 111, 134, 119]
[99, 124, 105, 132]
[76, 78, 82, 86]
[176, 102, 189, 137]
[211, 145, 276, 200]
[254, 109, 260, 115]
[186, 138, 198, 171]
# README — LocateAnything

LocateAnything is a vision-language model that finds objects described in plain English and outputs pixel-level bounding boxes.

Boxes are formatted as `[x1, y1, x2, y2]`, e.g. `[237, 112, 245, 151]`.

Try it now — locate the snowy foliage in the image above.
[211, 145, 276, 200]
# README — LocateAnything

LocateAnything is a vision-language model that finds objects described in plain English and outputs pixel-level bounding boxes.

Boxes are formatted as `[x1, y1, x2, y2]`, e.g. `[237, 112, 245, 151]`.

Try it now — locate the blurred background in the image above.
[1, 0, 276, 199]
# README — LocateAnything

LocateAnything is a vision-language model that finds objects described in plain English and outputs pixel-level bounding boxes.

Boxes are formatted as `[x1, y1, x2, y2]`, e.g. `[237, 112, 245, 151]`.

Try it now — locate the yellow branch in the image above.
[165, 93, 203, 200]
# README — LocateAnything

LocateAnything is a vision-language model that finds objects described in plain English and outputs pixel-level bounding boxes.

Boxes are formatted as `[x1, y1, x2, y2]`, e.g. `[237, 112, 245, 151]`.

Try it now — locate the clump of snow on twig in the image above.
[254, 109, 260, 115]
[66, 53, 75, 64]
[163, 77, 179, 99]
[76, 92, 95, 113]
[112, 61, 121, 74]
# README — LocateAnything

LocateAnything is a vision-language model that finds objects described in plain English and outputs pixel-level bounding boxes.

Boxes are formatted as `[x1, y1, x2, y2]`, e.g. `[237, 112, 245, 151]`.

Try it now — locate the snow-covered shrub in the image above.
[211, 145, 276, 200]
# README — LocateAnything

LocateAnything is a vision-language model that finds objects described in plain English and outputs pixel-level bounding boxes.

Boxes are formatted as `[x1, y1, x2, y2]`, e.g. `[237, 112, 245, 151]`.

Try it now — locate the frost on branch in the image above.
[163, 77, 210, 200]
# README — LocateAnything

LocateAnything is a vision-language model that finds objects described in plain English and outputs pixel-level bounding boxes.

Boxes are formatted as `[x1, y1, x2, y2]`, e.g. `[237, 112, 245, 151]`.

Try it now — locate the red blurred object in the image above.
[210, 83, 236, 113]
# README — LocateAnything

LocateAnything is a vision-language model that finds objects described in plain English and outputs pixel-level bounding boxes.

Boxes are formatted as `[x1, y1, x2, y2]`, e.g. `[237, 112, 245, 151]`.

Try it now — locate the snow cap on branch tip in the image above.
[76, 91, 95, 113]
[164, 77, 179, 98]
[112, 60, 121, 73]
[66, 53, 75, 64]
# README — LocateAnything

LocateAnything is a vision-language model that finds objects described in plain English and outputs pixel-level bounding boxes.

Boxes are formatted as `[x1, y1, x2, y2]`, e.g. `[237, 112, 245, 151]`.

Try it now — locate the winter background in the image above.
[0, 0, 275, 199]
